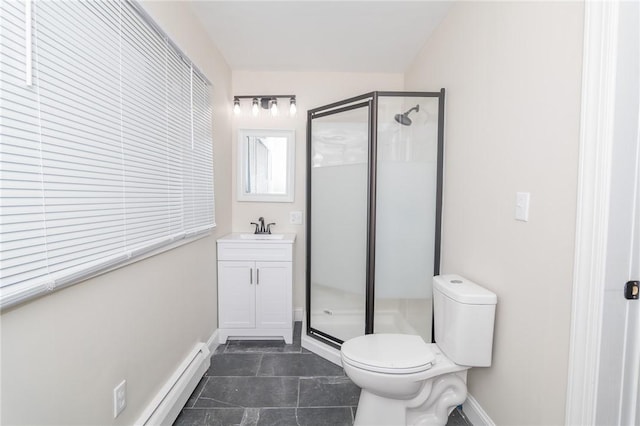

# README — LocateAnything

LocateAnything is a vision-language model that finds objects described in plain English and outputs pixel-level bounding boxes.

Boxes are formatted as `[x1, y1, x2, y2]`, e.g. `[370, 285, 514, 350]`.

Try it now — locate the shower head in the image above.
[394, 104, 420, 126]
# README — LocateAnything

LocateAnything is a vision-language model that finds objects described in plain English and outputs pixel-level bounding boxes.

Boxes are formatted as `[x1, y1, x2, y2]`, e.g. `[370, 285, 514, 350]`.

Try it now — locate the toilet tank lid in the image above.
[433, 274, 497, 305]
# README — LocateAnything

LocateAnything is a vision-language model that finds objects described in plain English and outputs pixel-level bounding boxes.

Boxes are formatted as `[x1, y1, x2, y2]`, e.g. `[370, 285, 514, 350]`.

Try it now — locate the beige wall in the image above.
[405, 2, 584, 424]
[0, 2, 232, 425]
[231, 71, 404, 309]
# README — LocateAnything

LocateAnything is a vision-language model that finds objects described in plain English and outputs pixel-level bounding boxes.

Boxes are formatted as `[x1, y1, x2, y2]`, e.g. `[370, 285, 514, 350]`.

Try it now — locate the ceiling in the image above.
[189, 1, 453, 73]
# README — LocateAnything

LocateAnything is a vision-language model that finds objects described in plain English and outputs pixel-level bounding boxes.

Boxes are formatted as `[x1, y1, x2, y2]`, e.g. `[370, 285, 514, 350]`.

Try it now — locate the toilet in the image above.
[340, 274, 497, 426]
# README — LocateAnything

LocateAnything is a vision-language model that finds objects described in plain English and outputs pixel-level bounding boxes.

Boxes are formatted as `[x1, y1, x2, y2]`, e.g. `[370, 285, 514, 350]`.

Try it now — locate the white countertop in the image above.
[217, 233, 296, 243]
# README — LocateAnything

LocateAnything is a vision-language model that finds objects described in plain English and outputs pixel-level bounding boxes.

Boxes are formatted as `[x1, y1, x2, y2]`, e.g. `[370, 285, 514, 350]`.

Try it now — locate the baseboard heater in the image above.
[135, 343, 211, 426]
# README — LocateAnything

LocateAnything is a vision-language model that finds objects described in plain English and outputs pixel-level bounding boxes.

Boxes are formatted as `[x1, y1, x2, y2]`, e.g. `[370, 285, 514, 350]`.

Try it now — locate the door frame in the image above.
[566, 0, 639, 423]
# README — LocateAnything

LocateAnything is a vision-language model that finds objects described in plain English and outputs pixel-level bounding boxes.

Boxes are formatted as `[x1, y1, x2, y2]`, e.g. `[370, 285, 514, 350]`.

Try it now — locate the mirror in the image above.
[237, 129, 295, 202]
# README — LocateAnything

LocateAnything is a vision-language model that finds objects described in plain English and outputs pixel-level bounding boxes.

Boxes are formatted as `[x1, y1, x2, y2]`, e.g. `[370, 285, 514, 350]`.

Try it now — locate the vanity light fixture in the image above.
[289, 97, 297, 116]
[232, 95, 297, 117]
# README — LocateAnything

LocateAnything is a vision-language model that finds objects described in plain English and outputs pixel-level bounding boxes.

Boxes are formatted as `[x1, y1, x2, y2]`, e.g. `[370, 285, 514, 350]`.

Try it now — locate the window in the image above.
[0, 0, 215, 309]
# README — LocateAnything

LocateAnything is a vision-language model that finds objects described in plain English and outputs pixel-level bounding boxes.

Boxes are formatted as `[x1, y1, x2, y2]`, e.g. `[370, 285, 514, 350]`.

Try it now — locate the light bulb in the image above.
[233, 98, 241, 115]
[289, 97, 297, 116]
[270, 99, 278, 116]
[252, 98, 259, 116]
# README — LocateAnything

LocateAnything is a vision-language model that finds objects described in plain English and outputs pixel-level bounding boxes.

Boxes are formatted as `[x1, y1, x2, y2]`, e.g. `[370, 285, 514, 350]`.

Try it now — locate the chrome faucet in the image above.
[250, 217, 276, 234]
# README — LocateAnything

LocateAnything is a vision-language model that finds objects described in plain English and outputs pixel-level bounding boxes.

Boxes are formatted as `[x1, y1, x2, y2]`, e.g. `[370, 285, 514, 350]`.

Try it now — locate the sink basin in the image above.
[239, 233, 284, 240]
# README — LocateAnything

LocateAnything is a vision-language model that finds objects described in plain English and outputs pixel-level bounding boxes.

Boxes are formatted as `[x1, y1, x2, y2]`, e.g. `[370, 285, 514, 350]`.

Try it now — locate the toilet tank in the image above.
[433, 274, 497, 367]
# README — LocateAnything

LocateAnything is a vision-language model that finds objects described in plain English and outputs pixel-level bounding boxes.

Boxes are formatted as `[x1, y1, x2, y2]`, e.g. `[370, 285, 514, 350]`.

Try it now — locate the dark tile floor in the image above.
[174, 322, 472, 426]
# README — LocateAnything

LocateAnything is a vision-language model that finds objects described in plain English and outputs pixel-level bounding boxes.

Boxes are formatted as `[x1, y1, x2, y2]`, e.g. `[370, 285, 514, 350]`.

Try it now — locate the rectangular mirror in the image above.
[237, 129, 295, 202]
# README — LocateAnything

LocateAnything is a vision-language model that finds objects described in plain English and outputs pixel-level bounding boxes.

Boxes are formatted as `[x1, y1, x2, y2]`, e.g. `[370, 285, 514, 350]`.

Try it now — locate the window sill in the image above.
[0, 226, 215, 312]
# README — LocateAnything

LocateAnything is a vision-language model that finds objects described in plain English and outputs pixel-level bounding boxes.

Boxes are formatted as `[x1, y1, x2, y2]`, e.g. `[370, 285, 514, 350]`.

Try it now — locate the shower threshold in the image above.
[302, 309, 419, 366]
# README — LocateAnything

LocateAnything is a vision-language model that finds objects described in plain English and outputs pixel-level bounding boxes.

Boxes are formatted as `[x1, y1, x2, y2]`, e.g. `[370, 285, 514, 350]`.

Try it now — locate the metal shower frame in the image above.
[305, 89, 446, 348]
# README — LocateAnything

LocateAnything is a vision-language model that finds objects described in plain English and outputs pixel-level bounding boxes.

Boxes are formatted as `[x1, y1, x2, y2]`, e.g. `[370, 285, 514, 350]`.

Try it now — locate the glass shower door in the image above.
[308, 101, 371, 344]
[374, 94, 442, 342]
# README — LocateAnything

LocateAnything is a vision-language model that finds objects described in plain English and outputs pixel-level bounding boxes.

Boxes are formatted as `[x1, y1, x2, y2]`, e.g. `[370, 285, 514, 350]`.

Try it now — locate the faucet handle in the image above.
[250, 222, 260, 234]
[266, 223, 276, 234]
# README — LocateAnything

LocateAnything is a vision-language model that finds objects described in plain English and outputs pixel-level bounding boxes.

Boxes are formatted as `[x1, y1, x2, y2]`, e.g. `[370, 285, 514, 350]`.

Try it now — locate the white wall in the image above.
[405, 2, 584, 424]
[231, 71, 404, 310]
[0, 2, 232, 425]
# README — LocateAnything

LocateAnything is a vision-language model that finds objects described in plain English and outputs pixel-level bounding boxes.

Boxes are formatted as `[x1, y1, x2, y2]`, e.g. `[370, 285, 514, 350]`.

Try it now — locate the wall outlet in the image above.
[113, 379, 127, 418]
[289, 211, 303, 225]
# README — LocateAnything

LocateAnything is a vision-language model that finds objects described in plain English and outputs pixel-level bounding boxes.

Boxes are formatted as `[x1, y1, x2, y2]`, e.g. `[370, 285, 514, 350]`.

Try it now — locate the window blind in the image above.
[0, 0, 215, 309]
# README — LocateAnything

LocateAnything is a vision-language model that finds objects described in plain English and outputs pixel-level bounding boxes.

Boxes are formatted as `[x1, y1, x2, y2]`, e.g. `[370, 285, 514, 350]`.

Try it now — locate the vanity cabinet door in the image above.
[218, 261, 256, 329]
[255, 261, 292, 329]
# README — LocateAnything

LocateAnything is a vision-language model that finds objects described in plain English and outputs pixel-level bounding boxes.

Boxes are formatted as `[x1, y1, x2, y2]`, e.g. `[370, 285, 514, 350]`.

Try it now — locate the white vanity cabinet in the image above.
[217, 234, 296, 344]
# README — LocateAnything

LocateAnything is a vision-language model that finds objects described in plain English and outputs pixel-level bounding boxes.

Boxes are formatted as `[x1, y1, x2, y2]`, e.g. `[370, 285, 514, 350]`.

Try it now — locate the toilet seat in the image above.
[341, 334, 435, 374]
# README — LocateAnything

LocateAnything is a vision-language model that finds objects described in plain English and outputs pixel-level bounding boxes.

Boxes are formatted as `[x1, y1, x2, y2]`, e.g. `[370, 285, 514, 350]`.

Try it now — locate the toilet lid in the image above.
[341, 334, 435, 374]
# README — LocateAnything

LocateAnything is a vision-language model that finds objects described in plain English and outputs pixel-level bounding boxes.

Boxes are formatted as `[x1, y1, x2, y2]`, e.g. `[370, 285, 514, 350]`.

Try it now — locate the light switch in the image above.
[289, 211, 303, 225]
[515, 192, 530, 222]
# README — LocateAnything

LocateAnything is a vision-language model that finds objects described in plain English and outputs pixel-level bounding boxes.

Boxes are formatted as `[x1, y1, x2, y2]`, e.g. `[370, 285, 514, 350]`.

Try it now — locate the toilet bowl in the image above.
[340, 275, 497, 426]
[341, 334, 468, 426]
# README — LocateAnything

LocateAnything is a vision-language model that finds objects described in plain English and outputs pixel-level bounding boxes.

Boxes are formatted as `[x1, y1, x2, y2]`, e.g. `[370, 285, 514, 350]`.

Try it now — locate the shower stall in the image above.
[306, 90, 445, 347]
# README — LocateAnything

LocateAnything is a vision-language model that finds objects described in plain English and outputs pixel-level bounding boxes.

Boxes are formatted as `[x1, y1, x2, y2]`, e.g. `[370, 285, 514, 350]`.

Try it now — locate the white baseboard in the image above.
[135, 335, 214, 426]
[463, 394, 495, 426]
[294, 307, 303, 322]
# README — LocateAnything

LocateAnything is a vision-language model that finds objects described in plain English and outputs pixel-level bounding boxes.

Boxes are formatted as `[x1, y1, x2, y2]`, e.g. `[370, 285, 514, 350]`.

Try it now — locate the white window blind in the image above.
[191, 71, 216, 234]
[0, 0, 215, 309]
